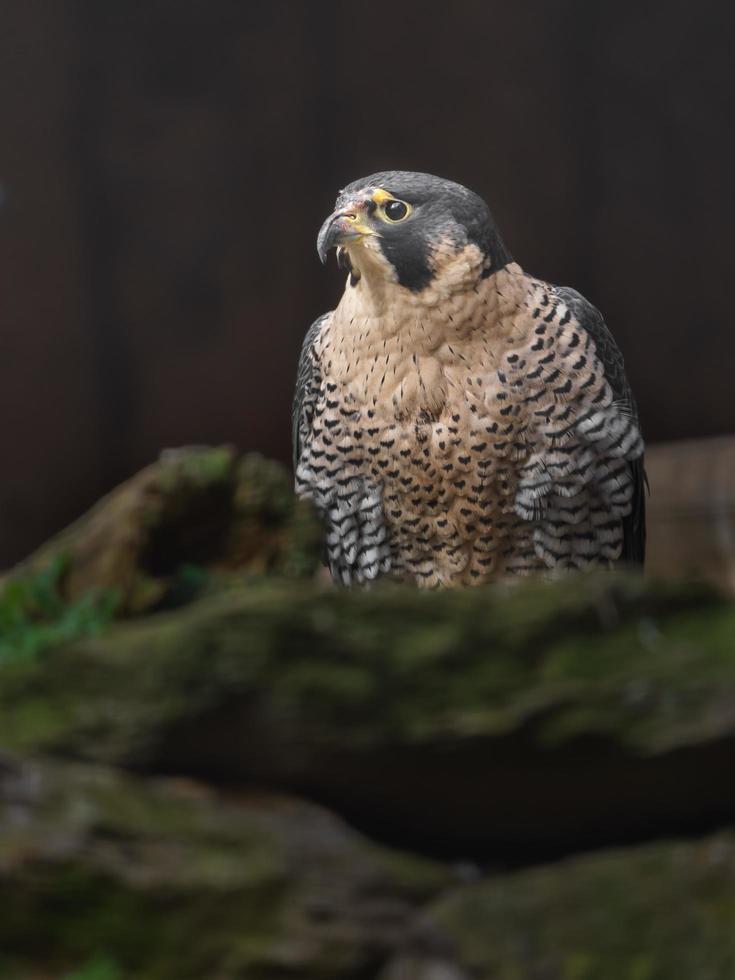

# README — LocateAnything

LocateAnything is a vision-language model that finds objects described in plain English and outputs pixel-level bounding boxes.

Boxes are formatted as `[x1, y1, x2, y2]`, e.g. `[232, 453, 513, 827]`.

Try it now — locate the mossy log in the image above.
[0, 753, 447, 979]
[3, 572, 735, 860]
[382, 832, 735, 980]
[4, 447, 735, 975]
[2, 447, 322, 615]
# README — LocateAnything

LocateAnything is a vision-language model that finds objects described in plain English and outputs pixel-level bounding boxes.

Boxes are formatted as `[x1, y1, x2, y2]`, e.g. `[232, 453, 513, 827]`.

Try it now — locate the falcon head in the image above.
[317, 170, 511, 292]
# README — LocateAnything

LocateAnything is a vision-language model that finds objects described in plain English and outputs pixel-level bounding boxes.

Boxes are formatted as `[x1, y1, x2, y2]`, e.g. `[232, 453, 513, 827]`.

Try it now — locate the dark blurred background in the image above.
[1, 0, 733, 567]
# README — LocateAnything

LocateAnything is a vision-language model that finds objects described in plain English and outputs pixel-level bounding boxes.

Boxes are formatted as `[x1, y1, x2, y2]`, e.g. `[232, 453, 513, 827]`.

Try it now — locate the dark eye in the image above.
[384, 199, 409, 221]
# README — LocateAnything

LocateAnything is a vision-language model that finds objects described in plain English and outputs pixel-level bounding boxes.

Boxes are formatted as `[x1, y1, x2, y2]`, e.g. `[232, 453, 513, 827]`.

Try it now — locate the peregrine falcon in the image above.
[293, 171, 645, 587]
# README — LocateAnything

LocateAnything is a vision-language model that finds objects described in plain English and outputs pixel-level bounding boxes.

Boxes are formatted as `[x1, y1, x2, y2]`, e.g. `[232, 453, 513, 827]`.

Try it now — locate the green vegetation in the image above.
[63, 956, 123, 980]
[0, 554, 118, 664]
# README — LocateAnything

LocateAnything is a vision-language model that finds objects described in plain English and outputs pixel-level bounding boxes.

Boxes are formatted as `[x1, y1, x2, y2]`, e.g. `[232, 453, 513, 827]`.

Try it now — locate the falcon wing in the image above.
[292, 313, 329, 474]
[512, 285, 646, 568]
[556, 287, 646, 564]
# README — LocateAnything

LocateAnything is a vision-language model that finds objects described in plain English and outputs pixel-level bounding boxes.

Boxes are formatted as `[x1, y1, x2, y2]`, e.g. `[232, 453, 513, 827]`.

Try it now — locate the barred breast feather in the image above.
[293, 257, 645, 587]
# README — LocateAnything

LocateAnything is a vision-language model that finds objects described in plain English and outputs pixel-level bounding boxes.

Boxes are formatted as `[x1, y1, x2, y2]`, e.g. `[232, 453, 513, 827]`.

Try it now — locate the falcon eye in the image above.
[383, 199, 409, 222]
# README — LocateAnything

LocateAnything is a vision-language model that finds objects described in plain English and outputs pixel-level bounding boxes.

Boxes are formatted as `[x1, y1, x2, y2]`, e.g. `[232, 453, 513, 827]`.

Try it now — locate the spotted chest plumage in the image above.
[295, 261, 643, 586]
[294, 170, 645, 587]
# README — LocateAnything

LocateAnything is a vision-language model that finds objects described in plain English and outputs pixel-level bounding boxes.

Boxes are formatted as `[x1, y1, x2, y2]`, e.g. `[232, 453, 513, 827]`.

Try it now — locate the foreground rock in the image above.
[0, 753, 447, 979]
[3, 753, 735, 979]
[3, 572, 735, 861]
[382, 832, 735, 980]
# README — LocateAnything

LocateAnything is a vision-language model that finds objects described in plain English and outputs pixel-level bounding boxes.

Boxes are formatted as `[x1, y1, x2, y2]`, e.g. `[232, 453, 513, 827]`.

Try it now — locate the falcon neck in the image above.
[329, 256, 526, 352]
[320, 261, 529, 417]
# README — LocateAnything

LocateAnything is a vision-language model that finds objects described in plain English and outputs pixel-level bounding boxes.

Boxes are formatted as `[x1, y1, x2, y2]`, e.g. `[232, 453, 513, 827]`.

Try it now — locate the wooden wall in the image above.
[1, 0, 733, 564]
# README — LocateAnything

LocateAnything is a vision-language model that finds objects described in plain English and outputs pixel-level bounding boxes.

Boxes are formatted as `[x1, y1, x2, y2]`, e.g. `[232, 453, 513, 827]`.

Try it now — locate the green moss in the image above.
[234, 453, 296, 520]
[1, 864, 286, 979]
[418, 833, 735, 980]
[0, 554, 119, 665]
[155, 445, 235, 495]
[0, 757, 446, 980]
[230, 454, 323, 579]
[63, 956, 124, 980]
[1, 573, 733, 762]
[4, 449, 323, 623]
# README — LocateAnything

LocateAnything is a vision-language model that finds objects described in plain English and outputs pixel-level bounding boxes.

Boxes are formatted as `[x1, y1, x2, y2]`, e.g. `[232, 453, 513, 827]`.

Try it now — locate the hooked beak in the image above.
[316, 205, 376, 264]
